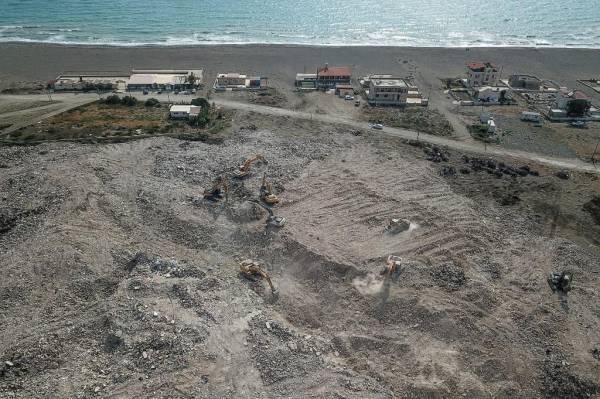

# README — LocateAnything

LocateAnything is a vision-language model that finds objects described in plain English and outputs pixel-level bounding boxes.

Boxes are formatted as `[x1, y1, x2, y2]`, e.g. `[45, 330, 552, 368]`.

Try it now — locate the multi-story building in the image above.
[466, 62, 499, 88]
[316, 65, 351, 89]
[367, 75, 410, 106]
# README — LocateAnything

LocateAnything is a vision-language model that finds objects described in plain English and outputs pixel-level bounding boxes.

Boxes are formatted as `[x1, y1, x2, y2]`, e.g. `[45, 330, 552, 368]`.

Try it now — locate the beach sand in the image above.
[1, 43, 600, 98]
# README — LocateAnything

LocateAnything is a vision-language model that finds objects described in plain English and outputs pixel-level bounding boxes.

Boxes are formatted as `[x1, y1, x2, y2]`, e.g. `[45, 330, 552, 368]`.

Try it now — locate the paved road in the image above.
[1, 92, 598, 174]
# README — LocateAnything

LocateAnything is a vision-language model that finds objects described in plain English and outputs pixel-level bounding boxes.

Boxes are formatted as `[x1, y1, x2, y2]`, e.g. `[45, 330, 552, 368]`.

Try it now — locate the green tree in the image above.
[104, 94, 121, 105]
[566, 99, 591, 117]
[121, 96, 138, 106]
[191, 97, 210, 108]
[145, 98, 160, 107]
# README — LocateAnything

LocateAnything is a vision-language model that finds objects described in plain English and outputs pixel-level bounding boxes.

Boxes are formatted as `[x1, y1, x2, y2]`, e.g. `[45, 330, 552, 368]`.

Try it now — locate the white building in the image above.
[466, 62, 499, 88]
[367, 75, 411, 106]
[127, 69, 203, 91]
[215, 73, 267, 90]
[476, 86, 508, 103]
[169, 105, 201, 119]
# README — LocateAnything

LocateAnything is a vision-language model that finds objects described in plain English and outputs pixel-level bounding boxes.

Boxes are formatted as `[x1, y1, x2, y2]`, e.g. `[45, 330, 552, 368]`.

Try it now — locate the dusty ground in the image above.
[1, 107, 599, 398]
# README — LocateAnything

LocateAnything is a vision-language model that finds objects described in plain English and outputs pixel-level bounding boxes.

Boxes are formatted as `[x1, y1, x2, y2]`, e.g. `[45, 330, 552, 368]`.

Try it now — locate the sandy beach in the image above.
[1, 43, 600, 97]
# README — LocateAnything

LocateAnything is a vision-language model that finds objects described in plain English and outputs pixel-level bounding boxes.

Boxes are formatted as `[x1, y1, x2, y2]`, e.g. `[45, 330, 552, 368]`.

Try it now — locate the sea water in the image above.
[1, 0, 600, 47]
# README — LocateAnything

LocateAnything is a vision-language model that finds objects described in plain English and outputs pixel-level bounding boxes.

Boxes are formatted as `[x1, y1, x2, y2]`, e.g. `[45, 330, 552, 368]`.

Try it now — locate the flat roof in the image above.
[170, 105, 196, 112]
[218, 73, 247, 78]
[372, 78, 408, 88]
[296, 73, 317, 79]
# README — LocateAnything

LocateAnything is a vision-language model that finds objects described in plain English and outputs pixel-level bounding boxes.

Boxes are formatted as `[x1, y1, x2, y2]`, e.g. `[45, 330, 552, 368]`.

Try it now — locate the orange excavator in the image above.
[239, 259, 276, 294]
[234, 155, 267, 178]
[260, 173, 279, 205]
[203, 176, 229, 201]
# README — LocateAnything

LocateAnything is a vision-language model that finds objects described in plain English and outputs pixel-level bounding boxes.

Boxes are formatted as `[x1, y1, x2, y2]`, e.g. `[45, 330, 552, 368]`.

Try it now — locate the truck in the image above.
[521, 111, 542, 122]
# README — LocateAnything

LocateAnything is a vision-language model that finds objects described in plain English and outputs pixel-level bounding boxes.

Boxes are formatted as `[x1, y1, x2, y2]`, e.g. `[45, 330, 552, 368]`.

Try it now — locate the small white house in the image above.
[169, 105, 201, 119]
[476, 86, 507, 103]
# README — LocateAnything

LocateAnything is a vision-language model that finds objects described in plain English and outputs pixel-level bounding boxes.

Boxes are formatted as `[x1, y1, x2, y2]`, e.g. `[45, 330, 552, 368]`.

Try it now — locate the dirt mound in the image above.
[583, 196, 600, 225]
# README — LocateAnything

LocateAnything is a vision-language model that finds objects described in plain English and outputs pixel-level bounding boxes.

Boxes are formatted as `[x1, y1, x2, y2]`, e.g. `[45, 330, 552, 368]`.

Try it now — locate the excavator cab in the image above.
[383, 255, 403, 278]
[234, 154, 267, 178]
[260, 173, 279, 205]
[203, 176, 229, 201]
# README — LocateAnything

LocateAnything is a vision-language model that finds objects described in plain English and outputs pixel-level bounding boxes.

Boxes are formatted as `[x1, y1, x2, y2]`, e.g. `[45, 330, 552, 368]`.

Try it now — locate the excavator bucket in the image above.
[234, 155, 267, 178]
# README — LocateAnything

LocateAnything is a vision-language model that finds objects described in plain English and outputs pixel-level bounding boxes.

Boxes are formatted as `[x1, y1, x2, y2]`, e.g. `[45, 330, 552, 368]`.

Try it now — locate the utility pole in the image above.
[593, 138, 600, 167]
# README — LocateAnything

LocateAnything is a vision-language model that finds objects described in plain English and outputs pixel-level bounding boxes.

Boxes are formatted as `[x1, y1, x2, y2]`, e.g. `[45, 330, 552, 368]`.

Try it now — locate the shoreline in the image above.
[2, 40, 600, 50]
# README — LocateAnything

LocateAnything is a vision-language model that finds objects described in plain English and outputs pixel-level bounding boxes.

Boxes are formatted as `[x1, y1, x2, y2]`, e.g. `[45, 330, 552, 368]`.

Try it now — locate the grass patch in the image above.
[362, 107, 454, 136]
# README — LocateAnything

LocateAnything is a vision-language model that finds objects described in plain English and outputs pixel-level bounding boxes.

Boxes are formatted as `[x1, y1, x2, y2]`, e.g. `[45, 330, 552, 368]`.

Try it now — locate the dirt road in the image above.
[1, 93, 598, 174]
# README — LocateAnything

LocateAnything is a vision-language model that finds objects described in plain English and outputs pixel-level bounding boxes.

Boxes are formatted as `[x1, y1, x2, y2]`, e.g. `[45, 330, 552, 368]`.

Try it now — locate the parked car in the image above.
[156, 90, 162, 95]
[143, 90, 149, 95]
[191, 89, 197, 94]
[371, 123, 384, 130]
[344, 95, 354, 101]
[354, 100, 360, 107]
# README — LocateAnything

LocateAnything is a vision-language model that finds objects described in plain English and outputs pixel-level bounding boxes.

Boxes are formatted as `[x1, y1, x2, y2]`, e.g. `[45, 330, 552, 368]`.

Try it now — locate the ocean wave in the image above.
[1, 33, 600, 48]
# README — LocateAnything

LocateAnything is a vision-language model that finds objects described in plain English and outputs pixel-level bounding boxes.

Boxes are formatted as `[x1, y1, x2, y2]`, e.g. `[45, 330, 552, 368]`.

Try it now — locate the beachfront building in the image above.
[52, 71, 129, 92]
[475, 86, 509, 103]
[295, 73, 317, 90]
[553, 90, 591, 116]
[127, 69, 204, 91]
[367, 75, 410, 106]
[466, 62, 499, 88]
[316, 65, 351, 89]
[508, 74, 541, 91]
[214, 73, 268, 90]
[169, 105, 202, 120]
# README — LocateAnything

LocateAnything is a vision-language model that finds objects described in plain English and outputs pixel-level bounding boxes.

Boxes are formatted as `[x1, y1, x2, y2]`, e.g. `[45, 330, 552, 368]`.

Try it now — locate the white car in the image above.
[371, 123, 384, 130]
[344, 95, 354, 101]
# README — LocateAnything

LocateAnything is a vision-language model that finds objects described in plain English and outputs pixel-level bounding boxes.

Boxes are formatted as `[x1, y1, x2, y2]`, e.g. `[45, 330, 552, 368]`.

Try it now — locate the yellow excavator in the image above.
[260, 173, 279, 205]
[203, 176, 229, 201]
[234, 154, 267, 178]
[239, 259, 276, 294]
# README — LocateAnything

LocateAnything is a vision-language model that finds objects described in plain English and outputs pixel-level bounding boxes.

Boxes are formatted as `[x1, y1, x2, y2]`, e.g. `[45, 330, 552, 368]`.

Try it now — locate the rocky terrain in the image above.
[1, 110, 599, 398]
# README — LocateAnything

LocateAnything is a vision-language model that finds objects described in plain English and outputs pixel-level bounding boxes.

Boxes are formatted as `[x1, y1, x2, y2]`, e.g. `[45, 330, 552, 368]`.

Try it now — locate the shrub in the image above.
[191, 97, 210, 108]
[104, 94, 121, 105]
[121, 96, 138, 106]
[145, 98, 160, 107]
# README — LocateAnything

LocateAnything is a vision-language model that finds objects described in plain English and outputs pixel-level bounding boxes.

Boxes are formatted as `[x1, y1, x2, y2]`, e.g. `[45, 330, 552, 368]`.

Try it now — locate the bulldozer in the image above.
[234, 155, 267, 178]
[260, 173, 279, 205]
[203, 176, 229, 201]
[239, 259, 276, 294]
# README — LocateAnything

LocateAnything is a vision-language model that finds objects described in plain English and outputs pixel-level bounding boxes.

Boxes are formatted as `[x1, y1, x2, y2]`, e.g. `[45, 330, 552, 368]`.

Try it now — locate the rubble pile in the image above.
[461, 155, 539, 178]
[423, 145, 449, 163]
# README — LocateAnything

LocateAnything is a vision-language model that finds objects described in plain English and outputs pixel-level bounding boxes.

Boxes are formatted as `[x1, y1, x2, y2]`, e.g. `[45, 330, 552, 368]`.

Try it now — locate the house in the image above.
[466, 62, 499, 88]
[475, 86, 508, 103]
[169, 105, 201, 119]
[295, 73, 317, 90]
[367, 76, 410, 106]
[554, 90, 591, 116]
[215, 73, 268, 90]
[509, 74, 541, 91]
[53, 71, 129, 91]
[316, 64, 351, 89]
[335, 84, 354, 97]
[127, 69, 203, 91]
